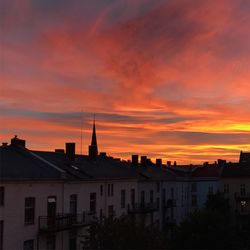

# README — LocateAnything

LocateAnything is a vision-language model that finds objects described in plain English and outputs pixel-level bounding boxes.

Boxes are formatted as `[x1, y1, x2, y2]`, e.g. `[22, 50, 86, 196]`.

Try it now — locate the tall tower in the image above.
[88, 117, 98, 159]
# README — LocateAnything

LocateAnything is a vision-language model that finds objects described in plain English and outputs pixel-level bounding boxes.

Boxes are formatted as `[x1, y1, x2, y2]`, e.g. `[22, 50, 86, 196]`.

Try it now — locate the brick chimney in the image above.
[131, 155, 139, 166]
[11, 135, 26, 148]
[141, 156, 147, 167]
[156, 159, 162, 167]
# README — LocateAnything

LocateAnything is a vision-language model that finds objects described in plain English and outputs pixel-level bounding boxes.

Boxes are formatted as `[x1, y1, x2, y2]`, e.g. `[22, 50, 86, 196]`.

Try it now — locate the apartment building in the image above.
[189, 166, 221, 212]
[0, 137, 144, 249]
[221, 163, 250, 229]
[0, 123, 228, 250]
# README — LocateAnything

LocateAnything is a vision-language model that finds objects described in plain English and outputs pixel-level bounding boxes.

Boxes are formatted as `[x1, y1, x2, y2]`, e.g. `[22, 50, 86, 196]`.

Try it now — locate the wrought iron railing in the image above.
[127, 202, 157, 214]
[39, 212, 96, 233]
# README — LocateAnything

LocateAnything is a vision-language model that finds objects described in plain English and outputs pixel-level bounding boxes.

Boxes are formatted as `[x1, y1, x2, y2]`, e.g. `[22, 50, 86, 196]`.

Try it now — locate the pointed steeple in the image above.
[91, 115, 97, 146]
[88, 115, 98, 159]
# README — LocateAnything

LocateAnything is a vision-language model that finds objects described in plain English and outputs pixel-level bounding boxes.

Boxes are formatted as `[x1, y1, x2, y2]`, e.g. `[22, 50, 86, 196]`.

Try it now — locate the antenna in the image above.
[80, 110, 84, 155]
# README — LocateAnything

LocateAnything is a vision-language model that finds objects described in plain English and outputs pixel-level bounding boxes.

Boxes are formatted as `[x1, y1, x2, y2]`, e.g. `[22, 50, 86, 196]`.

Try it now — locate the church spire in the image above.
[88, 115, 98, 159]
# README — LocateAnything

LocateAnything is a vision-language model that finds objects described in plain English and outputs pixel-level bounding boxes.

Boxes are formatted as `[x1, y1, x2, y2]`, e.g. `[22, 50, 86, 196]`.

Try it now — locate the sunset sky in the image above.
[1, 0, 250, 164]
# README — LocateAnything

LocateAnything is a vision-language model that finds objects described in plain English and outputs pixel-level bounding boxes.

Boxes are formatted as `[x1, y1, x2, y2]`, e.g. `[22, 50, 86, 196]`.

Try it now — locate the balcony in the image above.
[164, 199, 176, 209]
[127, 203, 157, 214]
[235, 192, 250, 200]
[39, 212, 96, 233]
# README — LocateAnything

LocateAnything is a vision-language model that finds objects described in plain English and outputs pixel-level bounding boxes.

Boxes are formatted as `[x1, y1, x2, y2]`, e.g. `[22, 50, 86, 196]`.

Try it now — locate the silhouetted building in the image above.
[2, 133, 250, 250]
[10, 135, 26, 148]
[88, 119, 98, 159]
[239, 151, 250, 165]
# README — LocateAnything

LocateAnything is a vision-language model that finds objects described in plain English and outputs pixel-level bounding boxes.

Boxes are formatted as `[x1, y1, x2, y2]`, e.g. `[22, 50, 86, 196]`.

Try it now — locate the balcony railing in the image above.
[127, 202, 157, 214]
[235, 192, 250, 200]
[39, 212, 96, 233]
[164, 199, 176, 209]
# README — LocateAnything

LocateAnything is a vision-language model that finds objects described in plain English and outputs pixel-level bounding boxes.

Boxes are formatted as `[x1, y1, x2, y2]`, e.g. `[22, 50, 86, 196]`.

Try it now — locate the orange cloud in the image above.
[1, 0, 250, 164]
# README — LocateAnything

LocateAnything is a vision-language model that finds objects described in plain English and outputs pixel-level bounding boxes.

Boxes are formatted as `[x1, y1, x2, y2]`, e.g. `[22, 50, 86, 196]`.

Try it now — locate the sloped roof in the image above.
[0, 144, 179, 182]
[136, 165, 176, 181]
[191, 166, 221, 178]
[0, 145, 65, 180]
[34, 150, 141, 180]
[221, 165, 250, 178]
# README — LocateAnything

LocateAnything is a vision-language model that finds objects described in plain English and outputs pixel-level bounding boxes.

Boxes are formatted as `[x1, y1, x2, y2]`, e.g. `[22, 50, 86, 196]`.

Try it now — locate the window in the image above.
[46, 235, 56, 250]
[108, 184, 110, 196]
[171, 188, 174, 199]
[99, 209, 103, 220]
[150, 190, 154, 204]
[162, 188, 166, 205]
[208, 186, 213, 195]
[240, 200, 247, 208]
[23, 240, 34, 250]
[121, 190, 126, 208]
[131, 189, 135, 207]
[90, 193, 96, 213]
[240, 184, 246, 195]
[191, 195, 197, 207]
[0, 187, 4, 206]
[100, 185, 103, 196]
[0, 221, 3, 250]
[69, 238, 76, 250]
[69, 194, 77, 215]
[224, 184, 229, 193]
[156, 198, 160, 210]
[111, 184, 114, 196]
[47, 196, 56, 219]
[191, 183, 197, 192]
[150, 213, 154, 226]
[69, 231, 76, 250]
[108, 184, 114, 197]
[24, 197, 35, 225]
[108, 205, 114, 218]
[156, 182, 160, 192]
[141, 191, 145, 206]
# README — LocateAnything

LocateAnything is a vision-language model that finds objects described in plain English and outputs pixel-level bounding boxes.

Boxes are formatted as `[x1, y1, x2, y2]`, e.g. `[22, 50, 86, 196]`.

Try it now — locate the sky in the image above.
[1, 0, 250, 164]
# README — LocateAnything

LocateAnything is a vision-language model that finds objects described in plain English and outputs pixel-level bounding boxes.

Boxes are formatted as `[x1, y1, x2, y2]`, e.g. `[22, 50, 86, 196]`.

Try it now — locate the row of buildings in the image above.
[0, 122, 250, 250]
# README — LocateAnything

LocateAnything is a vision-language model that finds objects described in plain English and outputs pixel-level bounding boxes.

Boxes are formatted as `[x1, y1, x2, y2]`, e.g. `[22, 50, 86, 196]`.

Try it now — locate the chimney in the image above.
[141, 156, 147, 167]
[131, 155, 139, 166]
[11, 135, 26, 148]
[156, 159, 162, 167]
[66, 143, 75, 161]
[167, 161, 171, 167]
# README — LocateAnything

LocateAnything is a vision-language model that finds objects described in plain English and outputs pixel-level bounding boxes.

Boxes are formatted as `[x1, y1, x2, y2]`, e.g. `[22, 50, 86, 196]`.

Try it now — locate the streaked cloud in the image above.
[1, 0, 250, 163]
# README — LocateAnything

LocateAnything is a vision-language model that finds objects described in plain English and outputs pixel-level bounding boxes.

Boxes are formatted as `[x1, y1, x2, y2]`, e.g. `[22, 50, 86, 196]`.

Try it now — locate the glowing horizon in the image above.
[1, 0, 250, 164]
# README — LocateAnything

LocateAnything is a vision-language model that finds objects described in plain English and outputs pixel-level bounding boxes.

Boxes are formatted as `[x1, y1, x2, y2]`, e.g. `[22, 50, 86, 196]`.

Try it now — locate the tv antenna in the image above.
[80, 110, 84, 155]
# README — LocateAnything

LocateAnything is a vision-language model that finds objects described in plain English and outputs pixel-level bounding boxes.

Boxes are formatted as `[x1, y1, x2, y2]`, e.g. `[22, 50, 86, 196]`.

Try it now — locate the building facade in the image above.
[0, 129, 237, 250]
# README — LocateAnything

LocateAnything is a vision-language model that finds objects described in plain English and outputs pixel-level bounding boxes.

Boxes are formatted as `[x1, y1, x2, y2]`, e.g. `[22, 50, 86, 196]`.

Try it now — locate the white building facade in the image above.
[0, 135, 221, 250]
